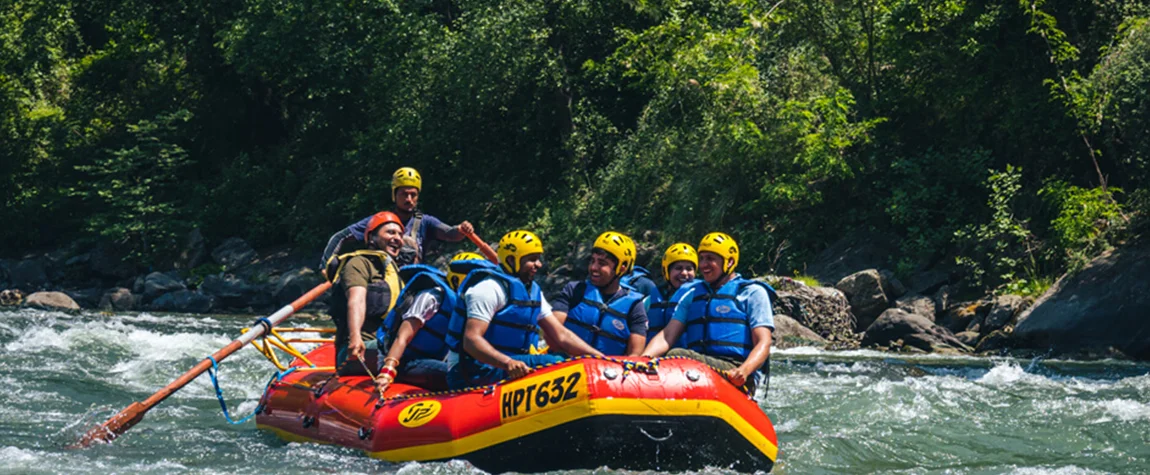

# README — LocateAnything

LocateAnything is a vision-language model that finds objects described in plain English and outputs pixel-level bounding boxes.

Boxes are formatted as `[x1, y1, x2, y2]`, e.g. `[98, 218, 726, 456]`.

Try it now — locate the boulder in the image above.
[1013, 243, 1150, 360]
[176, 228, 207, 270]
[835, 269, 889, 331]
[982, 295, 1029, 334]
[202, 274, 271, 309]
[937, 300, 991, 333]
[771, 279, 857, 343]
[894, 294, 937, 320]
[0, 259, 10, 287]
[201, 274, 255, 299]
[150, 290, 214, 313]
[772, 314, 828, 349]
[88, 242, 136, 279]
[99, 287, 141, 311]
[932, 285, 952, 317]
[1, 289, 25, 306]
[143, 272, 186, 301]
[878, 269, 907, 300]
[861, 308, 970, 353]
[9, 258, 48, 290]
[955, 331, 981, 347]
[974, 329, 1013, 354]
[805, 230, 899, 284]
[906, 268, 950, 295]
[211, 237, 256, 271]
[24, 291, 80, 311]
[64, 288, 105, 308]
[274, 267, 325, 307]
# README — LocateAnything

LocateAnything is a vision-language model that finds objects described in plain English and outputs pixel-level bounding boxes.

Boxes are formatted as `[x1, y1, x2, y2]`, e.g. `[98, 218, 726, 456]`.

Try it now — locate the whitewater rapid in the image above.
[0, 308, 1147, 474]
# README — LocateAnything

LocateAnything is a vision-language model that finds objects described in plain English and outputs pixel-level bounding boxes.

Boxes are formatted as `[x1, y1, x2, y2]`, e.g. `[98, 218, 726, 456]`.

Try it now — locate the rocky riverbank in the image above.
[2, 230, 1148, 361]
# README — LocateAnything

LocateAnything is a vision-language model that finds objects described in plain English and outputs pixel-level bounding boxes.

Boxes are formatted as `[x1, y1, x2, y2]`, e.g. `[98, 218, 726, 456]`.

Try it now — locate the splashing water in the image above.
[1, 308, 1147, 474]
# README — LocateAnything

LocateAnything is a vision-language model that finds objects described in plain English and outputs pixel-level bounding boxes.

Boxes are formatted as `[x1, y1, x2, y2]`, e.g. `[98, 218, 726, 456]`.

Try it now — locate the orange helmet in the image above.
[364, 211, 404, 245]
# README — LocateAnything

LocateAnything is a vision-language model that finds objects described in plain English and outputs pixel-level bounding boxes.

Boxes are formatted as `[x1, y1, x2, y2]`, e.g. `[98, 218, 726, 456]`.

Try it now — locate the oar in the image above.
[71, 281, 332, 448]
[463, 231, 499, 264]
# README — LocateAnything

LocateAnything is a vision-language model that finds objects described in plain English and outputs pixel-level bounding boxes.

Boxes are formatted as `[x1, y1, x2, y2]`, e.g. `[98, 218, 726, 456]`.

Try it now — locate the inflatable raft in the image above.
[256, 342, 778, 472]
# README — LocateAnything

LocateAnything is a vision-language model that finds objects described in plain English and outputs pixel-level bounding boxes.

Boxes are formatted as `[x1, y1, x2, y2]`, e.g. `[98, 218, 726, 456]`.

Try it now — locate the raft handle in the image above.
[357, 427, 373, 440]
[639, 426, 674, 442]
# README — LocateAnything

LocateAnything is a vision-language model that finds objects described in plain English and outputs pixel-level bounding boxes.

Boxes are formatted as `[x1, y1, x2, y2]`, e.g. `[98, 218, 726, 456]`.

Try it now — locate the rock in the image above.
[150, 290, 214, 313]
[932, 285, 952, 316]
[9, 258, 48, 289]
[772, 314, 828, 349]
[937, 300, 992, 333]
[907, 268, 950, 295]
[202, 274, 271, 309]
[201, 274, 254, 299]
[878, 269, 907, 300]
[861, 308, 970, 353]
[64, 288, 105, 308]
[0, 259, 10, 287]
[24, 291, 80, 311]
[64, 253, 90, 267]
[176, 228, 207, 270]
[1, 289, 24, 306]
[806, 230, 899, 284]
[143, 272, 186, 301]
[955, 331, 981, 347]
[99, 287, 141, 311]
[274, 267, 325, 307]
[1013, 243, 1150, 360]
[894, 294, 937, 320]
[211, 237, 256, 271]
[835, 269, 889, 331]
[89, 242, 136, 279]
[771, 279, 857, 343]
[975, 329, 1013, 354]
[982, 295, 1029, 334]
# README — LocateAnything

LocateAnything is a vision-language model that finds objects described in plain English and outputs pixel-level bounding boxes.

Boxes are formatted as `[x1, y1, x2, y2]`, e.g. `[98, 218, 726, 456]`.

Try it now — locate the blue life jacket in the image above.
[646, 281, 698, 346]
[378, 265, 457, 361]
[683, 276, 777, 360]
[620, 266, 650, 288]
[563, 282, 644, 355]
[445, 269, 542, 358]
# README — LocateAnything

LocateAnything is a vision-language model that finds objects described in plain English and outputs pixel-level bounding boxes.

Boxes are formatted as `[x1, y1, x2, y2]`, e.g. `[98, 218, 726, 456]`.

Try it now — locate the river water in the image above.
[1, 308, 1147, 474]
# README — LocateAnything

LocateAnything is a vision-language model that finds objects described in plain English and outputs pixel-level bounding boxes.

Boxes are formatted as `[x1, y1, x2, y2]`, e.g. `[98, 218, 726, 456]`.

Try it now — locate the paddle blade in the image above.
[71, 402, 147, 448]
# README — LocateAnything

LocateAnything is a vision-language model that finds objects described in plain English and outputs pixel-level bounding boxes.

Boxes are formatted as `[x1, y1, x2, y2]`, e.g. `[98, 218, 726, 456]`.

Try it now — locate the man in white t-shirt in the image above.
[445, 230, 602, 389]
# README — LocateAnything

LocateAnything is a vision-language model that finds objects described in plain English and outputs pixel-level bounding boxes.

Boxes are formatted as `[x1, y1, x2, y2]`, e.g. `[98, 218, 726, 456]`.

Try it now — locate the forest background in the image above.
[3, 0, 1149, 297]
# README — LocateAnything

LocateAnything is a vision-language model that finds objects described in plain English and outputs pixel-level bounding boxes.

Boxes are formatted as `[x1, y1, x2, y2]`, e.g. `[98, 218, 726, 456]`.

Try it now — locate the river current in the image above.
[1, 308, 1147, 474]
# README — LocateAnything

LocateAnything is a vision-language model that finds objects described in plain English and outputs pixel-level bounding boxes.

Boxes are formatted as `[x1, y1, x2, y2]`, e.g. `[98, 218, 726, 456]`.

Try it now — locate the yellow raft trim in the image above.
[362, 397, 778, 463]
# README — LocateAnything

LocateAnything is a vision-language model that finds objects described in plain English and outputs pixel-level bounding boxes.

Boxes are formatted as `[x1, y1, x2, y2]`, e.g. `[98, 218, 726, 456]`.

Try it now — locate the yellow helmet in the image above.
[698, 232, 739, 274]
[447, 252, 485, 290]
[391, 167, 422, 200]
[498, 230, 544, 274]
[592, 231, 636, 277]
[661, 243, 698, 281]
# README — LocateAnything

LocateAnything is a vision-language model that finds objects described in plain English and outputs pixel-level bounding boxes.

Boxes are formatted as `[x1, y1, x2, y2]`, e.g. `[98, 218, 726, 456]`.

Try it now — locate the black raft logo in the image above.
[398, 400, 442, 428]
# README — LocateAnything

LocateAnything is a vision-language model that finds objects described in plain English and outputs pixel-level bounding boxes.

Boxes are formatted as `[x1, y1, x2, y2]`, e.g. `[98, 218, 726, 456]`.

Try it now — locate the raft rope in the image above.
[361, 354, 750, 408]
[206, 356, 297, 424]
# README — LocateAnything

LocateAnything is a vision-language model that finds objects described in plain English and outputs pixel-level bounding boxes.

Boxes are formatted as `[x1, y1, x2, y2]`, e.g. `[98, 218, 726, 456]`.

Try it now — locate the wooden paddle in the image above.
[71, 281, 332, 448]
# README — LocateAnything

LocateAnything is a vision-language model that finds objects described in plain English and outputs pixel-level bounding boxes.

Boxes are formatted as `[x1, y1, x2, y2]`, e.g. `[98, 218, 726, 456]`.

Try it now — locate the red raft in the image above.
[256, 343, 778, 472]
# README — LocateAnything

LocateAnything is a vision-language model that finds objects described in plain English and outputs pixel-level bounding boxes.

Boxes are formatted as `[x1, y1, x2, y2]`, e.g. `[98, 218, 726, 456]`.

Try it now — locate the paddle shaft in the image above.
[464, 231, 499, 264]
[73, 281, 332, 447]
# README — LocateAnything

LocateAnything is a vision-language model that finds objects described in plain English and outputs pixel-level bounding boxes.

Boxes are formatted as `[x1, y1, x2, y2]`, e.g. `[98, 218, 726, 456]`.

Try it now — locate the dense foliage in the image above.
[3, 0, 1148, 292]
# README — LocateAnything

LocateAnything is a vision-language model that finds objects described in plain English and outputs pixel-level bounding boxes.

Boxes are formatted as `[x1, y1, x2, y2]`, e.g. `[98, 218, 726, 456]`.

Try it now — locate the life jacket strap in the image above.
[565, 318, 628, 344]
